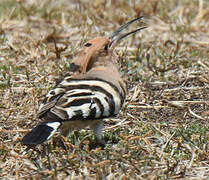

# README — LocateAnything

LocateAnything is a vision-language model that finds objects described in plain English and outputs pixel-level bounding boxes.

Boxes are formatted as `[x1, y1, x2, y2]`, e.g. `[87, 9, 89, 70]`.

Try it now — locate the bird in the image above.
[22, 16, 146, 146]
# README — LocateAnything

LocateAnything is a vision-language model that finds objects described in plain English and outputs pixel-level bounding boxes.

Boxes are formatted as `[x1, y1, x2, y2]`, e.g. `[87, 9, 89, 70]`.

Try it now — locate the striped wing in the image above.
[38, 77, 125, 122]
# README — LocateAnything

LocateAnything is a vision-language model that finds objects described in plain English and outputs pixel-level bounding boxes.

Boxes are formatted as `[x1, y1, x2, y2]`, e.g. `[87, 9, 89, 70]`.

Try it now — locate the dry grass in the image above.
[0, 0, 209, 179]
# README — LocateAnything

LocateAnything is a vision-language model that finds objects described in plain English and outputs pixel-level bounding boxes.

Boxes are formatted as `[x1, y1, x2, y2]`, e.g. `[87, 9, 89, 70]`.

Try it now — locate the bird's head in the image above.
[70, 16, 146, 73]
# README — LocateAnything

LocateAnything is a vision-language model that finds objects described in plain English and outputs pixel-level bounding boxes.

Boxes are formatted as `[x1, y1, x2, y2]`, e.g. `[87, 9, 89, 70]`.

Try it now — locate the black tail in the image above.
[22, 122, 61, 145]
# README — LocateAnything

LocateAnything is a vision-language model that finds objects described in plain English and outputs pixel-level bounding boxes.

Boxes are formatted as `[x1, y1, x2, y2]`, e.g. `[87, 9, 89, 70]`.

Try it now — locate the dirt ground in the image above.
[0, 0, 209, 179]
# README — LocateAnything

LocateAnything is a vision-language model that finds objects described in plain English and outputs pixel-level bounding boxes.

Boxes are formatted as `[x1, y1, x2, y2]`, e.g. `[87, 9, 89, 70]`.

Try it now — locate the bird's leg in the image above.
[90, 120, 105, 146]
[61, 127, 72, 137]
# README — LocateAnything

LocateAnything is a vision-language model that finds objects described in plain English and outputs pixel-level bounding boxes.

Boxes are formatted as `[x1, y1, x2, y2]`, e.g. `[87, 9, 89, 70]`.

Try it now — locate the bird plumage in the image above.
[22, 16, 146, 146]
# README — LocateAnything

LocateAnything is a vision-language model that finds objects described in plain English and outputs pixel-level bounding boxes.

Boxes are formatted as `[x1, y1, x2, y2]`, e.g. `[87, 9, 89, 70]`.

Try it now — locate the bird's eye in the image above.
[84, 43, 92, 47]
[104, 45, 108, 52]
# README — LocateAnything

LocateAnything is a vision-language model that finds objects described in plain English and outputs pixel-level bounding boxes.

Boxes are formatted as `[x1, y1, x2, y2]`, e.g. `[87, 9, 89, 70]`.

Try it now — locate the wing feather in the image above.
[37, 78, 123, 122]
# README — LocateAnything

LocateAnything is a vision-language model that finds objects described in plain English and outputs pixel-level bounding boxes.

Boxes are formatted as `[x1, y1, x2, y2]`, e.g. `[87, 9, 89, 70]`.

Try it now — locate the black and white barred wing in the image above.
[43, 78, 125, 121]
[22, 78, 124, 145]
[37, 87, 66, 119]
[22, 87, 67, 145]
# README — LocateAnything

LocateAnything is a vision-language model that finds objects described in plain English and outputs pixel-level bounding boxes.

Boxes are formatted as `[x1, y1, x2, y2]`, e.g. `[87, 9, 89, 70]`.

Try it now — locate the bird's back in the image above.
[38, 70, 126, 123]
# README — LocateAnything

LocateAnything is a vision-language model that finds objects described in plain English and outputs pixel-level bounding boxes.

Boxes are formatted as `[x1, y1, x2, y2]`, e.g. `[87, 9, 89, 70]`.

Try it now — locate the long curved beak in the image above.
[109, 16, 147, 48]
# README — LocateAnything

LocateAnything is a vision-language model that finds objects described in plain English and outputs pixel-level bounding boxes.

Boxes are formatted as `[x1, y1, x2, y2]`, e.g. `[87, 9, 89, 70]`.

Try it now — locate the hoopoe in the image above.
[22, 17, 146, 146]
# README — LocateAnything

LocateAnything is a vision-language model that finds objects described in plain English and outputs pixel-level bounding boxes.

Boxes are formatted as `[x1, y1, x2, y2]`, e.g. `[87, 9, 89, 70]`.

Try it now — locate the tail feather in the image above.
[22, 122, 61, 145]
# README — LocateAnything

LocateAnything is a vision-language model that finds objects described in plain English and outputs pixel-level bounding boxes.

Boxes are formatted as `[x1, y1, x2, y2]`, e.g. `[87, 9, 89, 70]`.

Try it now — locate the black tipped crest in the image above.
[69, 63, 80, 72]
